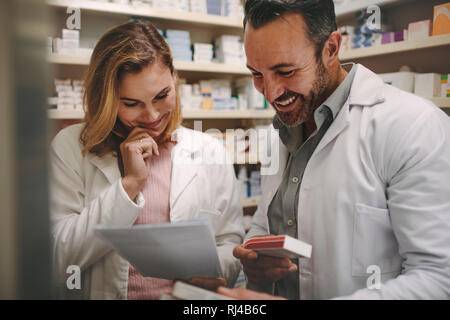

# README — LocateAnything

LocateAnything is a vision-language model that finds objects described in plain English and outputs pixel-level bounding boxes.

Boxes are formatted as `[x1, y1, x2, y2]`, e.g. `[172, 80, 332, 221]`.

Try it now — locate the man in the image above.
[220, 0, 450, 299]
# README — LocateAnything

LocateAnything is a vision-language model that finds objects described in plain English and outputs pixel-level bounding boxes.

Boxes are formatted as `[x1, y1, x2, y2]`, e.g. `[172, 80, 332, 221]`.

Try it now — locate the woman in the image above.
[50, 21, 244, 299]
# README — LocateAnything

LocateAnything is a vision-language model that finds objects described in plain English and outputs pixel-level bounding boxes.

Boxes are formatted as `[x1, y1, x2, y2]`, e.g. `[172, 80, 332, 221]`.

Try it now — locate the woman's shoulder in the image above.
[50, 122, 85, 155]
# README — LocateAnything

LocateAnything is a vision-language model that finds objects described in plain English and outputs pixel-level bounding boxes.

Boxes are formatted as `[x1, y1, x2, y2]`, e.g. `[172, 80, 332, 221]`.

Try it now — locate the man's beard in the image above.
[275, 59, 330, 128]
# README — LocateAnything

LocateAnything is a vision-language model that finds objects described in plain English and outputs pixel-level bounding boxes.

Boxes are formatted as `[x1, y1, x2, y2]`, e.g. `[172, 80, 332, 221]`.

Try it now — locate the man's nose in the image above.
[263, 78, 284, 103]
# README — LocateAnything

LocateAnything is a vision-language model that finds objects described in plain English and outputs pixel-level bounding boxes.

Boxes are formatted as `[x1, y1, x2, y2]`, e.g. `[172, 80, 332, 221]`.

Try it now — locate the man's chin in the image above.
[275, 110, 304, 128]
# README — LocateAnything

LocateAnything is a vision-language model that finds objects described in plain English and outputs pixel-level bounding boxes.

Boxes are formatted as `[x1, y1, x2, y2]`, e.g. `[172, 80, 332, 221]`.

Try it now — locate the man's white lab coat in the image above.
[50, 124, 244, 299]
[248, 64, 450, 299]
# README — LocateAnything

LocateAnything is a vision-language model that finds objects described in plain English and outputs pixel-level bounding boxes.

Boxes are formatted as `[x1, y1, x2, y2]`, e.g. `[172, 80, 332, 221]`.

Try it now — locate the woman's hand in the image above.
[120, 127, 159, 200]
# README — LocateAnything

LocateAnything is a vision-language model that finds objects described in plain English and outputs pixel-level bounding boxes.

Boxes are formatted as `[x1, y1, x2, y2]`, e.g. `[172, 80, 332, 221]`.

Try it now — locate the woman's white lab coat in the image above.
[50, 124, 244, 299]
[249, 64, 450, 299]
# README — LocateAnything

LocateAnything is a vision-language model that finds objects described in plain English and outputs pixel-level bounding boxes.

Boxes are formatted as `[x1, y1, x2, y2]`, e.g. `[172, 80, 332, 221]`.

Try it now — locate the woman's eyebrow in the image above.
[156, 86, 170, 95]
[120, 97, 140, 101]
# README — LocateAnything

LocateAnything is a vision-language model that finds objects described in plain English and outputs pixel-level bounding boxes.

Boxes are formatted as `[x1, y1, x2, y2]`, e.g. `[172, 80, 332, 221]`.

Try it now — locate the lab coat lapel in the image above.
[313, 64, 385, 156]
[87, 152, 121, 184]
[169, 128, 200, 208]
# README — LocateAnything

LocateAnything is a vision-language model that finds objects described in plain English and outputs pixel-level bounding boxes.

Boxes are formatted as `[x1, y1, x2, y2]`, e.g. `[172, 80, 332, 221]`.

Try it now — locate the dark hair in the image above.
[243, 0, 337, 60]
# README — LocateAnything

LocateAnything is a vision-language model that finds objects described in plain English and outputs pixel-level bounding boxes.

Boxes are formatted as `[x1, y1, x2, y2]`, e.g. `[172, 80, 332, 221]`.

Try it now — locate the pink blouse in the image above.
[127, 142, 174, 300]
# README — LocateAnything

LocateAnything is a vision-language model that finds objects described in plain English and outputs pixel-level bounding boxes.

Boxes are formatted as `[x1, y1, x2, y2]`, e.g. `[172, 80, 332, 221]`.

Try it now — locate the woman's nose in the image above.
[142, 104, 160, 122]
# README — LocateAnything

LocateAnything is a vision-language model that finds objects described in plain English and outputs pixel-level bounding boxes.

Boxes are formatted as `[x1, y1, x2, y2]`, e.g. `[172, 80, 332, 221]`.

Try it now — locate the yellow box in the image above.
[432, 3, 450, 36]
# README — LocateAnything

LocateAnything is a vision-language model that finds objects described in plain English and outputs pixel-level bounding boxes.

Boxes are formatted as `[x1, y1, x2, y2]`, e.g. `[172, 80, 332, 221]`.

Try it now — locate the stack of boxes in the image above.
[88, 0, 245, 17]
[235, 77, 266, 110]
[206, 0, 222, 15]
[352, 9, 383, 49]
[338, 25, 355, 52]
[200, 79, 236, 110]
[190, 0, 207, 14]
[53, 29, 79, 55]
[224, 0, 244, 19]
[51, 29, 92, 56]
[214, 35, 244, 65]
[192, 43, 214, 63]
[380, 71, 450, 99]
[53, 79, 84, 111]
[166, 29, 192, 61]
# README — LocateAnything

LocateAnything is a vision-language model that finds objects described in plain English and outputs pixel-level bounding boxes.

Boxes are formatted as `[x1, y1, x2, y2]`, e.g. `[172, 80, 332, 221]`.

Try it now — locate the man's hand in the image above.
[187, 277, 227, 291]
[233, 243, 297, 285]
[217, 286, 286, 300]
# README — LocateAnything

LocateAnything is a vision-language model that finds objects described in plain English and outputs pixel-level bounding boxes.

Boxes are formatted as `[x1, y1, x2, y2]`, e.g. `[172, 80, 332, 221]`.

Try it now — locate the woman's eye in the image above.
[155, 93, 168, 100]
[124, 102, 139, 107]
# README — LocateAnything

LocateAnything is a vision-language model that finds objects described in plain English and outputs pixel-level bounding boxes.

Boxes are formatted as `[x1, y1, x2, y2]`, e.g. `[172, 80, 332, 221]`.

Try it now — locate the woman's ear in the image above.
[322, 31, 342, 69]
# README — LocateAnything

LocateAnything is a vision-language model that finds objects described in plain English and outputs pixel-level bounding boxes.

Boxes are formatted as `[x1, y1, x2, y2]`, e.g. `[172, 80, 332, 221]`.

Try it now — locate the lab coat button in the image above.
[287, 219, 294, 226]
[292, 176, 299, 183]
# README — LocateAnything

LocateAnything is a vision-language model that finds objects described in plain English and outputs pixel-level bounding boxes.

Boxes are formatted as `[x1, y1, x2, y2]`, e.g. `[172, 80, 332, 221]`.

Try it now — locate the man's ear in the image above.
[321, 31, 342, 68]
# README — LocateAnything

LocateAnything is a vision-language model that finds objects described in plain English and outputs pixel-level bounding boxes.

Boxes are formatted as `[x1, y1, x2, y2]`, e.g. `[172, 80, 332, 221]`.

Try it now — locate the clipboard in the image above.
[95, 218, 223, 280]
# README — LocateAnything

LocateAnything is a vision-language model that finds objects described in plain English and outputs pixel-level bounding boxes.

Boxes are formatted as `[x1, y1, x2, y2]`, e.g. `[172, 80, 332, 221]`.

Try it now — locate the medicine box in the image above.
[379, 72, 415, 93]
[414, 73, 441, 98]
[432, 3, 450, 36]
[408, 20, 431, 40]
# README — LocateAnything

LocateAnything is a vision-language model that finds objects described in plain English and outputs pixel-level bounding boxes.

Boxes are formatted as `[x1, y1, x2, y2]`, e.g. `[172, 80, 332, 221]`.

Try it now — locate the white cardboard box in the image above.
[414, 73, 441, 98]
[379, 72, 415, 93]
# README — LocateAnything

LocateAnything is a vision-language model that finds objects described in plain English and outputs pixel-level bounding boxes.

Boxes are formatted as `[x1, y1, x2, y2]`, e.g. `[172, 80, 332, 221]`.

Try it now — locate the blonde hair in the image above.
[80, 21, 181, 157]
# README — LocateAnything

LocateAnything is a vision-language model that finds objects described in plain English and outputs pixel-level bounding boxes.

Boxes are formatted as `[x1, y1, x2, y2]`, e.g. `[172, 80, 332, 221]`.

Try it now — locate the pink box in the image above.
[381, 32, 393, 44]
[408, 20, 432, 40]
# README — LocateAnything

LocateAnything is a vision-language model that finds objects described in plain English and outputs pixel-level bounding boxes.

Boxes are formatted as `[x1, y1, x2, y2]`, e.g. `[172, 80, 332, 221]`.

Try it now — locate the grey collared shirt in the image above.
[267, 63, 356, 299]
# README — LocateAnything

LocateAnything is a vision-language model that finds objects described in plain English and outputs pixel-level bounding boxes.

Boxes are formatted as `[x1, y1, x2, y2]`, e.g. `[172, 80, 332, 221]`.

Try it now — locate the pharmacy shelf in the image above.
[47, 53, 250, 75]
[242, 196, 260, 208]
[48, 108, 275, 120]
[46, 0, 243, 29]
[48, 53, 90, 65]
[174, 61, 250, 75]
[339, 34, 450, 60]
[48, 109, 85, 119]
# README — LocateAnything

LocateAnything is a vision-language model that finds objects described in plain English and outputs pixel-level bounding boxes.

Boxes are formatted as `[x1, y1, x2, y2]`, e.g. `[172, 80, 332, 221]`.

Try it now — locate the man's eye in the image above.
[278, 70, 294, 77]
[124, 102, 139, 107]
[252, 73, 263, 79]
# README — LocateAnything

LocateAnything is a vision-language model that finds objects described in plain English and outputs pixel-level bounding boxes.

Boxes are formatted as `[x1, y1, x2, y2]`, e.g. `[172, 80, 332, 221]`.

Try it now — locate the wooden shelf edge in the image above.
[46, 0, 243, 28]
[48, 54, 250, 74]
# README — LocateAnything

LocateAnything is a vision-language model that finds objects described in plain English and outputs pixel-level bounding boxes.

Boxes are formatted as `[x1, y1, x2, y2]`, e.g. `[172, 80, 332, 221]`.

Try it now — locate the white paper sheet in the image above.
[95, 218, 223, 280]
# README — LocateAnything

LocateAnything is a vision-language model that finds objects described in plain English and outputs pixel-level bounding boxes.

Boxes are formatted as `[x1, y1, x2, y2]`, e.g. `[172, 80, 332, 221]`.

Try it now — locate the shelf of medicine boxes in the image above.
[339, 34, 450, 61]
[46, 0, 243, 29]
[47, 97, 449, 121]
[48, 53, 252, 75]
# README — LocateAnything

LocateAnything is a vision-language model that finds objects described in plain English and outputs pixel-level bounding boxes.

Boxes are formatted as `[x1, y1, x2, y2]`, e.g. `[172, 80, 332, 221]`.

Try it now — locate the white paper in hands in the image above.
[95, 218, 223, 280]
